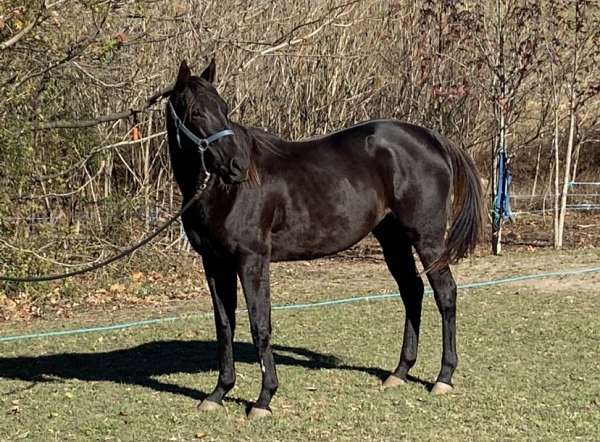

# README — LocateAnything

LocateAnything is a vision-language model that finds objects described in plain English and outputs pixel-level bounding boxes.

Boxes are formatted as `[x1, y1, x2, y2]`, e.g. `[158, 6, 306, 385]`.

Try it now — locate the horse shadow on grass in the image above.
[0, 340, 432, 405]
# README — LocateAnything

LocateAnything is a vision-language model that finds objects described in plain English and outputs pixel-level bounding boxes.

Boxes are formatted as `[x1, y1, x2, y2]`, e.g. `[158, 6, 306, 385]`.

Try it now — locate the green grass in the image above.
[1, 281, 599, 441]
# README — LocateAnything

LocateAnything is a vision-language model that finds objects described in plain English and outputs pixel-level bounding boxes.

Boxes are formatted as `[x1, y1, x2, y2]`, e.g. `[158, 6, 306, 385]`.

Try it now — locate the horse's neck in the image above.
[245, 126, 298, 173]
[169, 155, 199, 196]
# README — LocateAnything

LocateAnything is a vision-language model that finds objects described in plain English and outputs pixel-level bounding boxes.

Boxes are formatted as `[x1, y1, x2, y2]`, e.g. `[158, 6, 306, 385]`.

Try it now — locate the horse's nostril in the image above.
[230, 158, 243, 173]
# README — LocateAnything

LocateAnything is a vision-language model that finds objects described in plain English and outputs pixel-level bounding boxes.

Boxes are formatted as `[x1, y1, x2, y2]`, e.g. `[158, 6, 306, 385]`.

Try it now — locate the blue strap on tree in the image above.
[492, 149, 512, 228]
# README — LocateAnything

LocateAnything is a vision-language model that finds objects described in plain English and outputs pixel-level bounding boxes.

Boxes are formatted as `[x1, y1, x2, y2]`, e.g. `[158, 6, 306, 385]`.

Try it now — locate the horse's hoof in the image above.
[382, 375, 406, 388]
[197, 399, 223, 412]
[247, 407, 272, 420]
[431, 382, 453, 395]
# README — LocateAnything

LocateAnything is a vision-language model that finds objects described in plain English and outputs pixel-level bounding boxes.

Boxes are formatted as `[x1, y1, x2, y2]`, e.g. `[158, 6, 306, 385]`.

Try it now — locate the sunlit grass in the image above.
[1, 280, 599, 441]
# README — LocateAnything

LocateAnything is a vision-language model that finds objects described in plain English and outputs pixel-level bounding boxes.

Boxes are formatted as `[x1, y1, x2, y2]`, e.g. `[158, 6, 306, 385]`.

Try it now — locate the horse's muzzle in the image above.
[225, 158, 249, 184]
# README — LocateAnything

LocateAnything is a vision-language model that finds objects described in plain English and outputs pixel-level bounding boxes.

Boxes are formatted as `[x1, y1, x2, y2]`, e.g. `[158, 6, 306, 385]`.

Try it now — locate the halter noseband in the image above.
[168, 100, 235, 189]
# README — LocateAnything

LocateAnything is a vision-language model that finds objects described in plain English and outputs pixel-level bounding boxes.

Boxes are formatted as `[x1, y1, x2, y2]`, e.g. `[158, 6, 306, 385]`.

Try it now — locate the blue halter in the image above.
[168, 100, 235, 188]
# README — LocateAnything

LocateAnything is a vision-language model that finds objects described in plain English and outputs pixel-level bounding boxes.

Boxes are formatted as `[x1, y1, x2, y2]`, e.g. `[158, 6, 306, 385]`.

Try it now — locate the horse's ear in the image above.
[200, 58, 216, 84]
[175, 60, 191, 91]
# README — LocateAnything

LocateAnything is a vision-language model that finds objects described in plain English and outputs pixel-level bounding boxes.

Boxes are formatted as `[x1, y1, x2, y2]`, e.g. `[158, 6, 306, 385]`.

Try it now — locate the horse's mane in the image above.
[246, 126, 284, 156]
[238, 126, 286, 186]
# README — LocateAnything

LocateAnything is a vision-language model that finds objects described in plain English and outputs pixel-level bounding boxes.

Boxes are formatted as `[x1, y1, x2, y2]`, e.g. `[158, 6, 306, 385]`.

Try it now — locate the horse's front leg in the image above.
[197, 255, 238, 411]
[238, 252, 278, 419]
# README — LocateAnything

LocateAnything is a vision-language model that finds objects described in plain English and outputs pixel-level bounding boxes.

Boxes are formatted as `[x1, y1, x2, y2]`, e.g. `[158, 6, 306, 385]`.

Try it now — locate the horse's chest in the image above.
[181, 207, 231, 257]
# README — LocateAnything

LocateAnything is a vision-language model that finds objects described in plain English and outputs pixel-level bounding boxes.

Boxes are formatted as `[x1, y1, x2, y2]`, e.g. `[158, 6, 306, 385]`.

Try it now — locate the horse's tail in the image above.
[429, 131, 485, 272]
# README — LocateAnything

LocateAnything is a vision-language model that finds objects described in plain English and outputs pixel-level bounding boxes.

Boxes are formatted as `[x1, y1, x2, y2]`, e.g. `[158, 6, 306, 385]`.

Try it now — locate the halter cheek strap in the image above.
[168, 100, 235, 188]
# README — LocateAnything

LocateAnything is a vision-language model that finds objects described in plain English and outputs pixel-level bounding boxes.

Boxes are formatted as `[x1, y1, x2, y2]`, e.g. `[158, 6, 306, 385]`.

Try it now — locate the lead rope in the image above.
[0, 189, 205, 283]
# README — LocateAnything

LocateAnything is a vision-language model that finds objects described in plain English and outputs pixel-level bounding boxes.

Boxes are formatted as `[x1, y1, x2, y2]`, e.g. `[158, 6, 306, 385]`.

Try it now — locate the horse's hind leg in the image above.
[414, 237, 458, 395]
[373, 216, 425, 387]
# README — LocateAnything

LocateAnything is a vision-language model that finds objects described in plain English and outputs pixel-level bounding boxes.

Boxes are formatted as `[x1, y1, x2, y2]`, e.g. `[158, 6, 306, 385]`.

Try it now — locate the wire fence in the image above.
[509, 182, 600, 216]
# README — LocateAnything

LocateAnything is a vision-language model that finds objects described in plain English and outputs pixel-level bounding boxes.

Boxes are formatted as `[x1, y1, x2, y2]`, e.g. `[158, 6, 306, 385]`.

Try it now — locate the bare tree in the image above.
[467, 0, 542, 254]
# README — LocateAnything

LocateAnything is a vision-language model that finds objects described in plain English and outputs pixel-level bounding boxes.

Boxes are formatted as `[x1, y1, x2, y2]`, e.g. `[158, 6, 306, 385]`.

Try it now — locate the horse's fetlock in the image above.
[220, 376, 236, 392]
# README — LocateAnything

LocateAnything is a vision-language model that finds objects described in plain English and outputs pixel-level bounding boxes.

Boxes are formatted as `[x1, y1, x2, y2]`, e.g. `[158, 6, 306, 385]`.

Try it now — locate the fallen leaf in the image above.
[114, 32, 128, 45]
[3, 298, 17, 309]
[195, 432, 207, 439]
[109, 283, 126, 293]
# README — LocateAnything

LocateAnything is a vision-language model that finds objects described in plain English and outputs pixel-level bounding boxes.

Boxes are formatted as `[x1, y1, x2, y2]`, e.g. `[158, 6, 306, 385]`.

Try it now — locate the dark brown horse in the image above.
[166, 59, 484, 419]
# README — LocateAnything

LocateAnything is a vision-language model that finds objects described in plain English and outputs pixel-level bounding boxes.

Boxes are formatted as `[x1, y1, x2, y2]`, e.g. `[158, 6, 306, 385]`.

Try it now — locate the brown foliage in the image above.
[0, 0, 598, 276]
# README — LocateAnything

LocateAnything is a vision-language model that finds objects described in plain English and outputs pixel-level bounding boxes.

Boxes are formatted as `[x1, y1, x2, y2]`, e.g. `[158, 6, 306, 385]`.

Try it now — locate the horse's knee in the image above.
[435, 294, 456, 316]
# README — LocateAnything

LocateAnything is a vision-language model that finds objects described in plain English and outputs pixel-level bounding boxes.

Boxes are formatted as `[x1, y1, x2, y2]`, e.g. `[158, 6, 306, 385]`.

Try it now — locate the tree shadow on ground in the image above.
[0, 340, 432, 405]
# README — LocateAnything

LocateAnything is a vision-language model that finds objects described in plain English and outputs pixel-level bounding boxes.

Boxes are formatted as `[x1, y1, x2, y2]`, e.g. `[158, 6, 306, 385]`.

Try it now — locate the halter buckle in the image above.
[198, 139, 209, 151]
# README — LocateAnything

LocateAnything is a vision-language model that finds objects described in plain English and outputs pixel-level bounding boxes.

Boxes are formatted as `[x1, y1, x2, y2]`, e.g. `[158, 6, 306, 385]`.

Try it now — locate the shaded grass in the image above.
[1, 282, 599, 441]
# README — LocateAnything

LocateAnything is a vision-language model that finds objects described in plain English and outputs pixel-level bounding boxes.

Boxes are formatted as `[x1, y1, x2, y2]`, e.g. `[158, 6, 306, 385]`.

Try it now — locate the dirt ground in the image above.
[1, 210, 598, 331]
[339, 210, 600, 260]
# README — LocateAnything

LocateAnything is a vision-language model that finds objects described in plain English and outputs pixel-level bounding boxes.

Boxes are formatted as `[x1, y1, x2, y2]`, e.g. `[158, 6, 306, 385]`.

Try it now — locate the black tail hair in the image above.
[430, 132, 485, 271]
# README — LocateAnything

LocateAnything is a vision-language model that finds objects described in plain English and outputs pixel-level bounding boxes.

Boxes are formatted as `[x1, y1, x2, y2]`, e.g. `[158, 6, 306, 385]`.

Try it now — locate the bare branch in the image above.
[239, 0, 359, 71]
[33, 84, 173, 130]
[0, 1, 46, 51]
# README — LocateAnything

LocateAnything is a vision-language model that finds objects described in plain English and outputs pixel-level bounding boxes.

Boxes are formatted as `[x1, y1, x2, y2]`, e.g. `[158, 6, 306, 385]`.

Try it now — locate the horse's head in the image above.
[168, 59, 250, 184]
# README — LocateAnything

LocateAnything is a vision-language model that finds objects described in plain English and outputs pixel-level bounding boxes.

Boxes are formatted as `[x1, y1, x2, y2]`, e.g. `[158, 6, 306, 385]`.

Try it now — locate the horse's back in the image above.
[294, 119, 453, 209]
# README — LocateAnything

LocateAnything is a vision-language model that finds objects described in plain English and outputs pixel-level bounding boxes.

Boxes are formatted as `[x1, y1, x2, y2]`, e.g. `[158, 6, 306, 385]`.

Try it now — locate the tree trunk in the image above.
[570, 141, 581, 185]
[530, 141, 542, 206]
[492, 105, 507, 255]
[542, 155, 553, 222]
[553, 111, 560, 248]
[557, 87, 577, 249]
[557, 3, 580, 249]
[491, 0, 506, 256]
